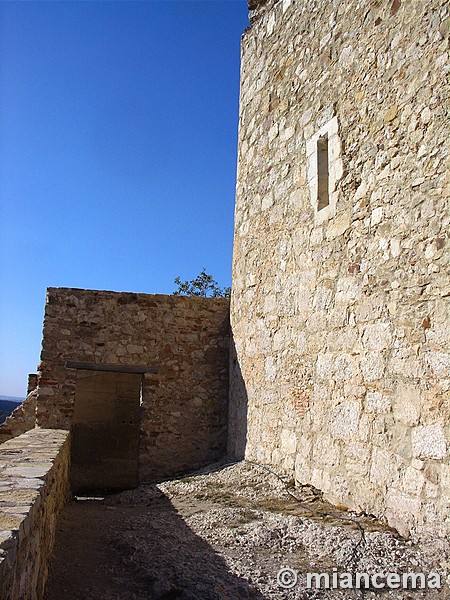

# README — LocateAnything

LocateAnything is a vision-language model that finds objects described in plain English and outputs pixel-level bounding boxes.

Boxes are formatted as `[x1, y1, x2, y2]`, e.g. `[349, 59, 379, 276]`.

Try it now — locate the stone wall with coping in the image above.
[37, 287, 230, 482]
[229, 0, 449, 541]
[0, 429, 70, 600]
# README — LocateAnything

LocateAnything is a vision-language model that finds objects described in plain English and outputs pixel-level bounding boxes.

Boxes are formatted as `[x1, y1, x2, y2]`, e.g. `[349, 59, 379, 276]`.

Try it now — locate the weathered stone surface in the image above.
[392, 383, 421, 426]
[0, 429, 70, 600]
[385, 489, 422, 538]
[228, 0, 450, 543]
[36, 288, 230, 482]
[330, 402, 360, 439]
[412, 424, 448, 460]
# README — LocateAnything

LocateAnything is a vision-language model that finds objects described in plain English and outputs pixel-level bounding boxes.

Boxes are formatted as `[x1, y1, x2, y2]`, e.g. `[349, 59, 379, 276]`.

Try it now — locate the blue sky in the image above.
[0, 0, 249, 397]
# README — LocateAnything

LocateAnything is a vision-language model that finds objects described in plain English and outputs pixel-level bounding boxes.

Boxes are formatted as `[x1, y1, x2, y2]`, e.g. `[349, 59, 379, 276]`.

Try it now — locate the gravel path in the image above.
[44, 461, 449, 599]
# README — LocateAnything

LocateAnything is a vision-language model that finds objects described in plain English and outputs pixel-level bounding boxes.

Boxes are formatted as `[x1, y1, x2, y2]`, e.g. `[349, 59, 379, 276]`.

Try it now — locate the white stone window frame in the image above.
[306, 116, 343, 224]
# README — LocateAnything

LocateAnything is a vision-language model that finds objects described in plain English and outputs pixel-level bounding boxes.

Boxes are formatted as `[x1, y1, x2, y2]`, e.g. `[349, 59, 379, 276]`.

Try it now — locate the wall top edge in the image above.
[247, 0, 279, 25]
[45, 287, 230, 304]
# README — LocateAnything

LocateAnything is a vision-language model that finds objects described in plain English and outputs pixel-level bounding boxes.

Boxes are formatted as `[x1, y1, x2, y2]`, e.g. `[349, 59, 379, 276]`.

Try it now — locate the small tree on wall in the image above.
[173, 269, 231, 298]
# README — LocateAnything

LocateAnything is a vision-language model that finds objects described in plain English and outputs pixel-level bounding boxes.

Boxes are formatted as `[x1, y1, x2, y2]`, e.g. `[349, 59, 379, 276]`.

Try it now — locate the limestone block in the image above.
[310, 468, 326, 491]
[424, 482, 439, 499]
[294, 453, 311, 484]
[358, 414, 371, 442]
[370, 447, 394, 487]
[411, 458, 425, 470]
[326, 211, 351, 240]
[271, 448, 282, 465]
[385, 496, 417, 537]
[440, 464, 450, 490]
[361, 323, 392, 351]
[283, 454, 295, 472]
[389, 353, 425, 379]
[425, 351, 450, 378]
[264, 357, 276, 382]
[315, 353, 334, 380]
[344, 442, 371, 477]
[389, 423, 412, 460]
[312, 285, 334, 310]
[330, 475, 351, 503]
[330, 402, 360, 439]
[401, 466, 425, 496]
[386, 489, 421, 518]
[312, 434, 340, 468]
[335, 276, 362, 305]
[393, 383, 421, 426]
[296, 435, 311, 459]
[280, 429, 297, 454]
[360, 352, 385, 382]
[365, 391, 391, 413]
[343, 441, 371, 463]
[316, 353, 354, 382]
[370, 207, 383, 226]
[412, 424, 447, 459]
[354, 295, 384, 323]
[333, 355, 354, 381]
[282, 0, 291, 13]
[353, 479, 383, 515]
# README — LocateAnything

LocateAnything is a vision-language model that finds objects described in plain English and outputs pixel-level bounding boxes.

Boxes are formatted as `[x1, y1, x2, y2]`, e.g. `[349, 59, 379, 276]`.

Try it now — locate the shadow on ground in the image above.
[44, 485, 266, 600]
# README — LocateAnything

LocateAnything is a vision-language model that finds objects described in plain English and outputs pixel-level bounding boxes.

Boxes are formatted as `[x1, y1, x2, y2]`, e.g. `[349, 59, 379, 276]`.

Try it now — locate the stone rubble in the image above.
[45, 461, 450, 599]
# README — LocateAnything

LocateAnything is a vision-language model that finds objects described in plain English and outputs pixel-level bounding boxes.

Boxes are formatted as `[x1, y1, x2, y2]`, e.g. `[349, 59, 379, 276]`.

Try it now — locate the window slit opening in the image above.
[317, 135, 329, 211]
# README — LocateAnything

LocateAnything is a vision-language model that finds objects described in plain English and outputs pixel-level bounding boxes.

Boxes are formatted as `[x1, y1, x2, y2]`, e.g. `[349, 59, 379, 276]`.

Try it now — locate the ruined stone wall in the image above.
[0, 391, 37, 446]
[0, 429, 70, 600]
[37, 288, 230, 481]
[229, 0, 449, 541]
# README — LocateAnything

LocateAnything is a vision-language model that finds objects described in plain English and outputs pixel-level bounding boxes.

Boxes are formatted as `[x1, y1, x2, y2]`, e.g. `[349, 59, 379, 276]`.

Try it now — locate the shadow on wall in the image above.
[44, 486, 268, 600]
[227, 335, 249, 461]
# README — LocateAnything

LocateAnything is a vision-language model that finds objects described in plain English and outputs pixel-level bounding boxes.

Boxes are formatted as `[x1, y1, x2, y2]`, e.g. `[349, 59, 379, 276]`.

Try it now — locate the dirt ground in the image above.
[44, 461, 449, 600]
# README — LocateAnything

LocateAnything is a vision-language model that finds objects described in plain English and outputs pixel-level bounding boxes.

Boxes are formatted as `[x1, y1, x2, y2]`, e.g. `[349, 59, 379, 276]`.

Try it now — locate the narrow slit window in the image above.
[317, 135, 329, 210]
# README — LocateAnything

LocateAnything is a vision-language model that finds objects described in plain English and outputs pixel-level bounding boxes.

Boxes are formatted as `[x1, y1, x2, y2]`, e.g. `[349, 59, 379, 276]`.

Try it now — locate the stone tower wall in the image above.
[229, 0, 449, 540]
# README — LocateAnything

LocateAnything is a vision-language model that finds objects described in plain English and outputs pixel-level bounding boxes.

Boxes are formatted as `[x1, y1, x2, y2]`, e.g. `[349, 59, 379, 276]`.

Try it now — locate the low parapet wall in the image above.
[0, 429, 70, 600]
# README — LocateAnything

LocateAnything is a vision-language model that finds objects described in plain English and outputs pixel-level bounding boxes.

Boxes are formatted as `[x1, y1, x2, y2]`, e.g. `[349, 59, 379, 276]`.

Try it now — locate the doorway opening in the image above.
[71, 369, 142, 494]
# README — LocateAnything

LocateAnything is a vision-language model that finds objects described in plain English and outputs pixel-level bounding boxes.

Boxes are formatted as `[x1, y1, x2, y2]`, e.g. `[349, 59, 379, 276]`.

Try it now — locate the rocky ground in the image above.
[44, 461, 449, 599]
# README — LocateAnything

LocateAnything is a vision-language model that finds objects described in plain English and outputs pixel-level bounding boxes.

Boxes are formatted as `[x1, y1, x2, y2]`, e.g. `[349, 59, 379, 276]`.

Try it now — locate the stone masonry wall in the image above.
[37, 288, 230, 482]
[0, 429, 70, 600]
[229, 0, 449, 541]
[0, 391, 37, 446]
